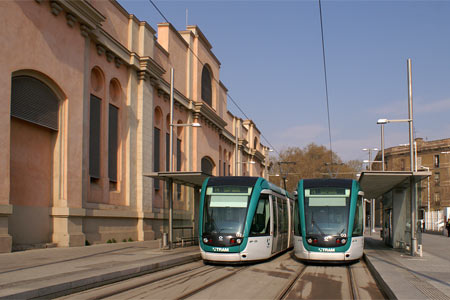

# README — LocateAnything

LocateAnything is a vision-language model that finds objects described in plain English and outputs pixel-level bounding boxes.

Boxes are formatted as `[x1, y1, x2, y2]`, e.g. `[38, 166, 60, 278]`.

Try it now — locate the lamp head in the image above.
[191, 122, 201, 127]
[377, 118, 388, 124]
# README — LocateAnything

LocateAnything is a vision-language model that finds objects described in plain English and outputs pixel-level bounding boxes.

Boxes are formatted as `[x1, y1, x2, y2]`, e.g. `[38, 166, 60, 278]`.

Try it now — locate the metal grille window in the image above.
[11, 76, 59, 131]
[201, 157, 213, 175]
[177, 138, 181, 199]
[89, 95, 101, 178]
[108, 105, 118, 182]
[154, 127, 161, 190]
[434, 155, 440, 168]
[201, 66, 212, 107]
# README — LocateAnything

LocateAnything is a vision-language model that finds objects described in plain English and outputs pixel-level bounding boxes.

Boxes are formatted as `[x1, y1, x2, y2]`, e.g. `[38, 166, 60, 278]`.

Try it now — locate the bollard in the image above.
[162, 233, 168, 248]
[418, 244, 423, 257]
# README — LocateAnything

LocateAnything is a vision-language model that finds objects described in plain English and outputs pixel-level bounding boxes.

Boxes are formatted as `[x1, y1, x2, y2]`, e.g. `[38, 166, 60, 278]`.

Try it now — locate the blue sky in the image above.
[118, 0, 450, 163]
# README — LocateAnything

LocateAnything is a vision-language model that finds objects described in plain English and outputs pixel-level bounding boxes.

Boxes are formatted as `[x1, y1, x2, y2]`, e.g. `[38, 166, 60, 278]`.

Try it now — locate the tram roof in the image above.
[358, 171, 431, 199]
[144, 171, 211, 187]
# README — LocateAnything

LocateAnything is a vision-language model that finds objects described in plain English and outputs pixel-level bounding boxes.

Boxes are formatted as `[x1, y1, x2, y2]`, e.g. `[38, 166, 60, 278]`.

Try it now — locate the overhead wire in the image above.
[318, 0, 334, 167]
[147, 0, 280, 156]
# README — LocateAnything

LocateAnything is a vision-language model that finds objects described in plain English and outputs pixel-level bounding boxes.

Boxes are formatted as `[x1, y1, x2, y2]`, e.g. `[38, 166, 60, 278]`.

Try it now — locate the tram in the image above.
[293, 178, 364, 262]
[199, 176, 294, 263]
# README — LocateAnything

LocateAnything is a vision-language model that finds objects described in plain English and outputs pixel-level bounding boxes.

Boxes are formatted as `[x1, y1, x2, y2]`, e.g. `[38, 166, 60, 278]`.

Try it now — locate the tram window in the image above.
[352, 195, 364, 236]
[294, 201, 301, 235]
[250, 194, 270, 236]
[272, 197, 278, 237]
[282, 200, 288, 233]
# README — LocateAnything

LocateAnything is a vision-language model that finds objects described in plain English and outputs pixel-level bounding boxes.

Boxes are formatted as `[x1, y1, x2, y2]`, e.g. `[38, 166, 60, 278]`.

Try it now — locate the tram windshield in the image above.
[304, 187, 350, 237]
[203, 186, 252, 235]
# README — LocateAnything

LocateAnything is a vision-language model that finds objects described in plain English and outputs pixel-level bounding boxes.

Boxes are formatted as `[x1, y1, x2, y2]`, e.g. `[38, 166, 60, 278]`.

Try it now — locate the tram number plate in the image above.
[213, 247, 230, 252]
[318, 248, 336, 252]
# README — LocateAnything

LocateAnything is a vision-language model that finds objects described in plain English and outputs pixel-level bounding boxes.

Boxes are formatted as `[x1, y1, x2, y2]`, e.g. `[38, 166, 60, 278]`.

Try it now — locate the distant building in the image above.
[0, 0, 269, 252]
[373, 138, 450, 230]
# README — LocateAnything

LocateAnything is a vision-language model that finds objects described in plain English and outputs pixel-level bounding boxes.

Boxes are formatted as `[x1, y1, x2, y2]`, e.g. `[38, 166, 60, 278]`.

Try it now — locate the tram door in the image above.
[271, 195, 279, 254]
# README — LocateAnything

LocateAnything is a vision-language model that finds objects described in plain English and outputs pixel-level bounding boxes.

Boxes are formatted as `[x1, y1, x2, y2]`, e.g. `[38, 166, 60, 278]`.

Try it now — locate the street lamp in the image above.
[376, 59, 417, 255]
[167, 67, 201, 249]
[362, 148, 379, 170]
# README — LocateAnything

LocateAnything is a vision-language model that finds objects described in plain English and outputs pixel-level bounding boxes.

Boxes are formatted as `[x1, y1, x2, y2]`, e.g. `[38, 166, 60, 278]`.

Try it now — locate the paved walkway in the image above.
[0, 241, 200, 299]
[364, 230, 450, 300]
[1, 233, 450, 299]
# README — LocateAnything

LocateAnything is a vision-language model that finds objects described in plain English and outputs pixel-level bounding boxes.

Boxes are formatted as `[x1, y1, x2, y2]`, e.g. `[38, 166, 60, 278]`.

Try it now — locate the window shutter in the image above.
[108, 105, 118, 182]
[176, 138, 181, 171]
[89, 95, 101, 178]
[154, 127, 160, 189]
[201, 67, 212, 107]
[11, 76, 59, 130]
[166, 133, 170, 171]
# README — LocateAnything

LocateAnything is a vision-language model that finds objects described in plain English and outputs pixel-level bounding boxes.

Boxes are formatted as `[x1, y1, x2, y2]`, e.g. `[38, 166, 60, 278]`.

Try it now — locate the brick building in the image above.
[373, 138, 450, 230]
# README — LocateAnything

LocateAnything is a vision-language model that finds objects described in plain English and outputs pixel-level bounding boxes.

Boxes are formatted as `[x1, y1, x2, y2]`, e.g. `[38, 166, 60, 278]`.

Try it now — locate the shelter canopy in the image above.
[359, 171, 431, 199]
[144, 171, 211, 188]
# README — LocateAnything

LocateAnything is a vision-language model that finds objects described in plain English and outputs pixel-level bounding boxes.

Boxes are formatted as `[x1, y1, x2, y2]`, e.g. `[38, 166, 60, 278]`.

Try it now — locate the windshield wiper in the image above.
[311, 213, 326, 236]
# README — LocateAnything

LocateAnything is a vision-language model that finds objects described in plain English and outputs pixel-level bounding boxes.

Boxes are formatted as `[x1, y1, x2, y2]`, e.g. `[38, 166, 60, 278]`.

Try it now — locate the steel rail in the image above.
[70, 263, 212, 300]
[175, 265, 250, 300]
[347, 263, 360, 300]
[275, 264, 308, 300]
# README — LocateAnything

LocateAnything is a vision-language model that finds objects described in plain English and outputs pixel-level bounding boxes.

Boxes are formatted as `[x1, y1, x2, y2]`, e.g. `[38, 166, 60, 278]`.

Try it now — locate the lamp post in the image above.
[237, 160, 255, 176]
[278, 161, 296, 190]
[377, 59, 416, 255]
[167, 68, 201, 249]
[362, 148, 379, 170]
[376, 120, 386, 171]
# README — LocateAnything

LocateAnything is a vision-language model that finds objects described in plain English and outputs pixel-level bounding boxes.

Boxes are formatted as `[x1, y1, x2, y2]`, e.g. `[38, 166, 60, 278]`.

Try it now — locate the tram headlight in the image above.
[237, 239, 242, 244]
[203, 237, 209, 244]
[341, 238, 346, 244]
[307, 238, 313, 244]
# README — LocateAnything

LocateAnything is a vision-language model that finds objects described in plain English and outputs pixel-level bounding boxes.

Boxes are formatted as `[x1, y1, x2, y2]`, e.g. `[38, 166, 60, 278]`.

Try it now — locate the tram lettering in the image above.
[213, 247, 230, 252]
[318, 248, 335, 252]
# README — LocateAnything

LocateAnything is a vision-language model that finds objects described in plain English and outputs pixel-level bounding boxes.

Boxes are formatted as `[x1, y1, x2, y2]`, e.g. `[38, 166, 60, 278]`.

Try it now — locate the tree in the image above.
[269, 143, 362, 192]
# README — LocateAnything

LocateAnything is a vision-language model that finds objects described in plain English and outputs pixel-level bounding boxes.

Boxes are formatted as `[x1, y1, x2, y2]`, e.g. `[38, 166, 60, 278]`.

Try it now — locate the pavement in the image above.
[364, 230, 450, 300]
[1, 232, 449, 299]
[0, 241, 201, 299]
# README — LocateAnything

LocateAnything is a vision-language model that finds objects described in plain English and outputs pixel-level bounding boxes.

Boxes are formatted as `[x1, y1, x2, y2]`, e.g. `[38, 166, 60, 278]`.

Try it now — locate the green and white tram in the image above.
[294, 179, 364, 262]
[199, 176, 294, 263]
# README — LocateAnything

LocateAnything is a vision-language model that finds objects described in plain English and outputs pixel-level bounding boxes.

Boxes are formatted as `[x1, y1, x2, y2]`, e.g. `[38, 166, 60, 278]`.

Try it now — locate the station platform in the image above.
[364, 229, 450, 299]
[0, 241, 200, 299]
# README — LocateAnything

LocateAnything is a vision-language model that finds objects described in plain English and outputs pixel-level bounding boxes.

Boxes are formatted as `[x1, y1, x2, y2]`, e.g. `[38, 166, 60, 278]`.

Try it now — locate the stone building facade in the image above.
[0, 0, 268, 252]
[373, 138, 450, 230]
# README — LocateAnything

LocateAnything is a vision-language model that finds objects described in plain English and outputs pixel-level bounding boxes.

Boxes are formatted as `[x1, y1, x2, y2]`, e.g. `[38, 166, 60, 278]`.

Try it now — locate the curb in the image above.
[363, 252, 397, 300]
[0, 253, 201, 299]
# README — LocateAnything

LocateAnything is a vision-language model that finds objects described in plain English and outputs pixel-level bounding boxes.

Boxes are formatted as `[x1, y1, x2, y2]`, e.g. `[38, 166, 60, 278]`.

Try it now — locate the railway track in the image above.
[277, 260, 383, 300]
[59, 254, 384, 300]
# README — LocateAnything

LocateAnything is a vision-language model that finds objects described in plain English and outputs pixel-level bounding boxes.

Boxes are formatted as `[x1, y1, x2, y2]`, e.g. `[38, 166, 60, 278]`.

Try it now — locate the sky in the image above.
[118, 0, 450, 163]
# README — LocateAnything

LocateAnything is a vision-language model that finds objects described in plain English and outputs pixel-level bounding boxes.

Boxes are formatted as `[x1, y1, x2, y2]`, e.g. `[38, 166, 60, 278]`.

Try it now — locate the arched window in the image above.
[11, 76, 59, 131]
[154, 107, 163, 190]
[201, 66, 212, 107]
[201, 157, 214, 175]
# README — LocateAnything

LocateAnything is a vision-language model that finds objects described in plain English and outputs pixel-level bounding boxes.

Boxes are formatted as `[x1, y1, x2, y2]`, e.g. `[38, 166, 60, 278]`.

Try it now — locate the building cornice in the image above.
[193, 102, 227, 130]
[56, 0, 106, 29]
[220, 129, 236, 145]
